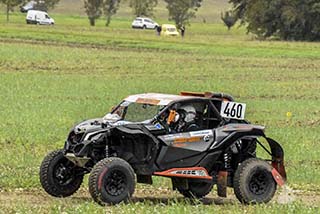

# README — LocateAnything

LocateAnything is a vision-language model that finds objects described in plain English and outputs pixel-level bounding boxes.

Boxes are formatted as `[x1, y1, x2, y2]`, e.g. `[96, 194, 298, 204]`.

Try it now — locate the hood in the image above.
[73, 115, 132, 134]
[73, 118, 103, 134]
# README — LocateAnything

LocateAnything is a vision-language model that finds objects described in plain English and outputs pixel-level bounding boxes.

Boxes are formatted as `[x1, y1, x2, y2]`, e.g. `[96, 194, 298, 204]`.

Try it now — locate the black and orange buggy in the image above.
[40, 92, 286, 205]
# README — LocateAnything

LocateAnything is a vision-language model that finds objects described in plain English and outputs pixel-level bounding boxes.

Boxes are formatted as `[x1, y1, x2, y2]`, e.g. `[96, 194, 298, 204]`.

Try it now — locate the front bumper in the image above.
[65, 153, 90, 168]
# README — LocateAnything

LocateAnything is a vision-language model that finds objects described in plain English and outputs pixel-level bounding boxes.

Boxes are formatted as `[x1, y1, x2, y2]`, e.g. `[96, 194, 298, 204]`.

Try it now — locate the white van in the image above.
[26, 10, 54, 25]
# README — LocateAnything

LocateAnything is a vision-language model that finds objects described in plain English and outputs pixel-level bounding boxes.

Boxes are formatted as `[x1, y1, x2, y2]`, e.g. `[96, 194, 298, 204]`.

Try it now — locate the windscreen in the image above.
[112, 101, 164, 122]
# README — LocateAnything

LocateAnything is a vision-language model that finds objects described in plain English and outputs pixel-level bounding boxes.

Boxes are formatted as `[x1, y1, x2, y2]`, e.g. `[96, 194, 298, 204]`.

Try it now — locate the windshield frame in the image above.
[108, 97, 216, 124]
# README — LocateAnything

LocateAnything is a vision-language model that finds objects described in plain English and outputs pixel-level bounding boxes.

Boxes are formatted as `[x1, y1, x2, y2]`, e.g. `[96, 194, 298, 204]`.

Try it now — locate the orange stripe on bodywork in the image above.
[153, 167, 212, 180]
[173, 136, 202, 144]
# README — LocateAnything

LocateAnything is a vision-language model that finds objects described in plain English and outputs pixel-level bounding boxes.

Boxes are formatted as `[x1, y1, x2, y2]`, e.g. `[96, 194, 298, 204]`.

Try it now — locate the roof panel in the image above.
[124, 93, 195, 106]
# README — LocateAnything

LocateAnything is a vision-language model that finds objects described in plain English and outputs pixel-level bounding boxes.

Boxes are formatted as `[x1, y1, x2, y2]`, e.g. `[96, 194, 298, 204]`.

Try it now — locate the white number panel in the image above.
[220, 101, 246, 120]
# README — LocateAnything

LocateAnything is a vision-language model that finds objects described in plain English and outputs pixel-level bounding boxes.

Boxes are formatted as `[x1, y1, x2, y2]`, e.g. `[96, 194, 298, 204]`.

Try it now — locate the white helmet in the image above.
[179, 105, 196, 123]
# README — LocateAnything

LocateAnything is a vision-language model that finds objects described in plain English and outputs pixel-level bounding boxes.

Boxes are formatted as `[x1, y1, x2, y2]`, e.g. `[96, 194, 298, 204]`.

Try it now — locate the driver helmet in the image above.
[177, 105, 196, 123]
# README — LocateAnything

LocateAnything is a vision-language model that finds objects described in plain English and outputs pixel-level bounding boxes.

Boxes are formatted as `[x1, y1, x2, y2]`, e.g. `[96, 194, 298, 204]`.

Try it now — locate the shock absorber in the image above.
[224, 152, 232, 170]
[105, 144, 109, 158]
[218, 152, 232, 198]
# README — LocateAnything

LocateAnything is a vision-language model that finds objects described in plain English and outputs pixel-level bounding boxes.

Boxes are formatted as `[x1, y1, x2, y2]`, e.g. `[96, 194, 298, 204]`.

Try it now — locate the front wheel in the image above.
[39, 149, 84, 197]
[233, 158, 276, 204]
[89, 157, 135, 205]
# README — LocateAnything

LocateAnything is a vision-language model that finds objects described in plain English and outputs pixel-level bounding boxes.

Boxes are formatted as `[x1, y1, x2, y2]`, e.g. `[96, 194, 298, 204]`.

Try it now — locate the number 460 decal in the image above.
[220, 101, 246, 120]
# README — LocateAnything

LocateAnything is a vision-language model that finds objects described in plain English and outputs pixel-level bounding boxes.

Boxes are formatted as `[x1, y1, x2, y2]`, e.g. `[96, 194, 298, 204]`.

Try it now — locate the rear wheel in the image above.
[40, 149, 84, 197]
[233, 158, 276, 204]
[89, 157, 135, 205]
[177, 179, 213, 198]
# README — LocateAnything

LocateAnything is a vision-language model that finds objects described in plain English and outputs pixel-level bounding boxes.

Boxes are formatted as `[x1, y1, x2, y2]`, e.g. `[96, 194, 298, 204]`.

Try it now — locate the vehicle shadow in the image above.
[130, 196, 237, 205]
[68, 196, 236, 206]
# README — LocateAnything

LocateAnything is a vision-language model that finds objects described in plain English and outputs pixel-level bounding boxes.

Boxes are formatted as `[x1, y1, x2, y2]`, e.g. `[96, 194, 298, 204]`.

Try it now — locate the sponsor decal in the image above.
[171, 170, 207, 177]
[173, 136, 202, 144]
[153, 167, 212, 180]
[154, 123, 163, 129]
[203, 135, 211, 142]
[189, 130, 213, 137]
[172, 136, 202, 147]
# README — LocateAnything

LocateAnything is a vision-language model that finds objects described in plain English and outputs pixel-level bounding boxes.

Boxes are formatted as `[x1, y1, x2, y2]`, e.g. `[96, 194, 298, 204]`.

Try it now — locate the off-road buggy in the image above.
[40, 92, 286, 205]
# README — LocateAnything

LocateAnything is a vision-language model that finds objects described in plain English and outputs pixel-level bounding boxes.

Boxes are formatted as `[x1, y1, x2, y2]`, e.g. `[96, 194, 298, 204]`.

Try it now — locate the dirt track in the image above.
[0, 186, 319, 208]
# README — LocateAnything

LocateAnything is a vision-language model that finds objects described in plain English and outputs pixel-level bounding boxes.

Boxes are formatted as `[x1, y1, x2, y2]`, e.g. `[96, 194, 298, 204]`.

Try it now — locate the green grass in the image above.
[0, 11, 319, 213]
[2, 199, 319, 214]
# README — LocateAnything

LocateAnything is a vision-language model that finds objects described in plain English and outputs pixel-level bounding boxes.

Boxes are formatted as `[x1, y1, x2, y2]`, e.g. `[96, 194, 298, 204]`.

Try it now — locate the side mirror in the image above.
[167, 110, 176, 125]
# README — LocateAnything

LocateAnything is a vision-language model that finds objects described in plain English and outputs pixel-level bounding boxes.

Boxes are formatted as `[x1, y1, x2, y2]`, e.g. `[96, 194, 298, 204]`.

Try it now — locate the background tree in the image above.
[164, 0, 202, 29]
[33, 0, 60, 11]
[103, 0, 120, 26]
[0, 0, 23, 22]
[229, 0, 320, 41]
[221, 10, 237, 30]
[84, 0, 103, 26]
[129, 0, 157, 17]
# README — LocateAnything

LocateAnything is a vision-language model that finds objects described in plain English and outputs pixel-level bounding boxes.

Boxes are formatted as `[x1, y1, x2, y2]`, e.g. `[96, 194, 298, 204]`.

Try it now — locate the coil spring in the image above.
[224, 152, 231, 169]
[105, 145, 109, 158]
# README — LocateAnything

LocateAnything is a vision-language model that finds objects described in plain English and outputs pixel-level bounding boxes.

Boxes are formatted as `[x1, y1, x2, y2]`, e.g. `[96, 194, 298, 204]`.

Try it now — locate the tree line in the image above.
[1, 0, 203, 29]
[2, 0, 320, 40]
[224, 0, 320, 41]
[84, 0, 203, 27]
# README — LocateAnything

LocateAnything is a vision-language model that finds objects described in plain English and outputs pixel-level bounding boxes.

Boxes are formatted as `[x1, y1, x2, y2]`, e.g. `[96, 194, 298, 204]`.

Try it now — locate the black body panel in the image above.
[156, 146, 207, 170]
[109, 124, 159, 175]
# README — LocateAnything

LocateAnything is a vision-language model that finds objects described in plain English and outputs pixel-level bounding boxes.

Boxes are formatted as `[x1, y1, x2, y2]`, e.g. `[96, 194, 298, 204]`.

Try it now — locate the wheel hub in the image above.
[54, 161, 75, 185]
[105, 170, 126, 196]
[249, 171, 268, 195]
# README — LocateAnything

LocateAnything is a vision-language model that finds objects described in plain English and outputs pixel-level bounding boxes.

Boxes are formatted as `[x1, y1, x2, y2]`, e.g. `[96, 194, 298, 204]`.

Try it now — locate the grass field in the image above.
[0, 9, 320, 213]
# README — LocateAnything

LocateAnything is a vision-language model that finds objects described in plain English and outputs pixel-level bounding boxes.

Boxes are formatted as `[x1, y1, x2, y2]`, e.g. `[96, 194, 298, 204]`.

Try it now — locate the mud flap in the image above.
[217, 171, 228, 197]
[271, 168, 285, 186]
[265, 137, 287, 181]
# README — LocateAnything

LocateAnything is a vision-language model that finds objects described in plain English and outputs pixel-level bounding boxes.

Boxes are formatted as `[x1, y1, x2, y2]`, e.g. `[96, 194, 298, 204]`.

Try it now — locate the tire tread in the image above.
[39, 149, 83, 197]
[88, 157, 135, 205]
[233, 158, 276, 204]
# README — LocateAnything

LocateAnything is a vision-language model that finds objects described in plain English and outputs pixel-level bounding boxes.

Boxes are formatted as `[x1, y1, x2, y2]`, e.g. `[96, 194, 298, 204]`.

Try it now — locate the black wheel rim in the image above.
[53, 158, 78, 186]
[104, 170, 127, 197]
[249, 171, 269, 195]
